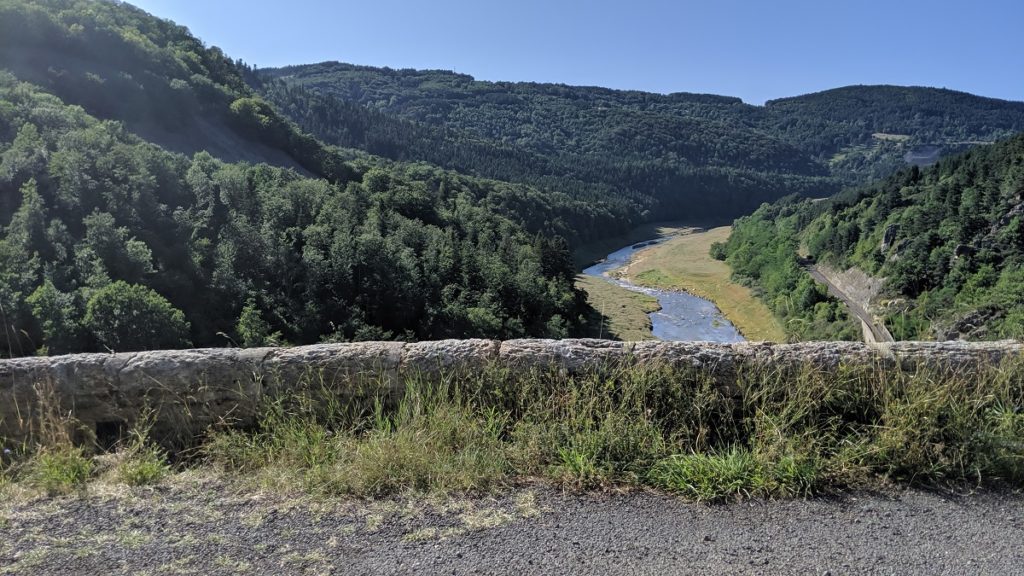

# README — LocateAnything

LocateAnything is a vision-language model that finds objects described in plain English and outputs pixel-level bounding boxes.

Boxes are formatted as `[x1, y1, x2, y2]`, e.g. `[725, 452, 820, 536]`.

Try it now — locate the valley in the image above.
[582, 232, 744, 343]
[578, 225, 784, 343]
[2, 1, 1024, 572]
[621, 227, 787, 342]
[2, 0, 1024, 354]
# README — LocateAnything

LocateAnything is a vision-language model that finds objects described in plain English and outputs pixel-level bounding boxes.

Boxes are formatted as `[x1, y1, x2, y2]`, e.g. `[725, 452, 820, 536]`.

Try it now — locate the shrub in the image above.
[649, 449, 762, 502]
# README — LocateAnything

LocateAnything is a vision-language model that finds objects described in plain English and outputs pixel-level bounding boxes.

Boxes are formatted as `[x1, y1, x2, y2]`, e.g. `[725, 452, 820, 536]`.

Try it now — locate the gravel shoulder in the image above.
[3, 476, 1023, 575]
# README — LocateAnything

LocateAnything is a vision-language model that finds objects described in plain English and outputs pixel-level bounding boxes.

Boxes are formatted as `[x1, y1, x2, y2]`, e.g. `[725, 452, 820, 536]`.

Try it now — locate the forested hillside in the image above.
[764, 86, 1024, 182]
[259, 64, 839, 226]
[0, 0, 589, 356]
[723, 134, 1024, 341]
[0, 0, 358, 181]
[765, 85, 1024, 155]
[263, 63, 1024, 218]
[3, 0, 1023, 355]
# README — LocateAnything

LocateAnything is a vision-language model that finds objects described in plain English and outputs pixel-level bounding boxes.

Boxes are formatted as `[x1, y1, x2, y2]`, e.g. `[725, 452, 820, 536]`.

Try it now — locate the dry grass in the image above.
[624, 226, 786, 342]
[198, 359, 1024, 501]
[575, 274, 659, 341]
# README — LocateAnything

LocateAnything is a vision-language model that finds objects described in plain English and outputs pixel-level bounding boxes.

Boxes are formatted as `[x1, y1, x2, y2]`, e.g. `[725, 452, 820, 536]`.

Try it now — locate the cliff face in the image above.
[2, 339, 1020, 446]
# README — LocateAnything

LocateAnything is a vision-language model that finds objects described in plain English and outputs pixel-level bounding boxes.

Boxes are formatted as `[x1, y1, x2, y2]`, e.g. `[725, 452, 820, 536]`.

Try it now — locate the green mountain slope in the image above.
[0, 0, 589, 356]
[765, 85, 1024, 181]
[723, 134, 1024, 341]
[262, 63, 1024, 220]
[4, 0, 1022, 355]
[259, 63, 838, 227]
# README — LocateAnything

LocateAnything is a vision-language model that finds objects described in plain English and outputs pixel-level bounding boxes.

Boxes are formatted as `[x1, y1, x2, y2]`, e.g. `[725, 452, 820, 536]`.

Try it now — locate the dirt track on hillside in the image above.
[808, 265, 895, 343]
[3, 478, 1023, 575]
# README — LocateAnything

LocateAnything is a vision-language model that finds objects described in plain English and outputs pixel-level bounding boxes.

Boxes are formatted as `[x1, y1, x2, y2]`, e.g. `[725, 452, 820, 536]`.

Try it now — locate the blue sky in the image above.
[129, 0, 1023, 105]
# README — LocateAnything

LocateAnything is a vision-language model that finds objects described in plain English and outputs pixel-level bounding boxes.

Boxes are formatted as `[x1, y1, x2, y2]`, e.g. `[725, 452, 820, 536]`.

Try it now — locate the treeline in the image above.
[722, 134, 1024, 340]
[264, 63, 1024, 208]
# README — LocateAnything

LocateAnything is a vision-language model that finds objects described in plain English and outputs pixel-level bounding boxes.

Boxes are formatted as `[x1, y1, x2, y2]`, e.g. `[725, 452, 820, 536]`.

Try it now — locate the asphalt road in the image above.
[806, 265, 895, 343]
[3, 480, 1023, 575]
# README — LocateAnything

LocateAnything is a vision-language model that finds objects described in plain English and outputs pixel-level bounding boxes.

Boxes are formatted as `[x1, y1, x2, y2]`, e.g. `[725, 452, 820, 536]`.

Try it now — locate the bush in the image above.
[649, 449, 763, 502]
[116, 446, 169, 486]
[709, 241, 728, 261]
[84, 281, 191, 352]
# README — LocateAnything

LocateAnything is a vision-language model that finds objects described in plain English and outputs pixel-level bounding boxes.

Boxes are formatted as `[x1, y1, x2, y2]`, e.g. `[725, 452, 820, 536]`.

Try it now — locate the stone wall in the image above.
[1, 339, 1020, 446]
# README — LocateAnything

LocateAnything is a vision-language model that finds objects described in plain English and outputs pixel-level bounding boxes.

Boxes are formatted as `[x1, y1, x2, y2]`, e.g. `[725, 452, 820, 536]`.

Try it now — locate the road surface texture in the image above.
[3, 477, 1023, 575]
[807, 265, 895, 344]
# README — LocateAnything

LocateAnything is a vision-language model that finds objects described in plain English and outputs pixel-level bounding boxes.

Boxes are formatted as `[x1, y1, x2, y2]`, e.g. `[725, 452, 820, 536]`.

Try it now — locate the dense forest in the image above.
[255, 70, 835, 234]
[263, 63, 1024, 210]
[764, 85, 1024, 156]
[0, 0, 589, 355]
[715, 197, 861, 342]
[722, 134, 1024, 341]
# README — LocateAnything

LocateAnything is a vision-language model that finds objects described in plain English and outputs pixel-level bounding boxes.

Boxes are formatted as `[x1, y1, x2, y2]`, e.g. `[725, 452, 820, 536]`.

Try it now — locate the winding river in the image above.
[583, 238, 745, 343]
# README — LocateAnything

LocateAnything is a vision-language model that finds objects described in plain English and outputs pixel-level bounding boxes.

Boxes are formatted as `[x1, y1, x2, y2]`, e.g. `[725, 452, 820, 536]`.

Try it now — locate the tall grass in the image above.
[205, 377, 510, 495]
[2, 384, 172, 494]
[198, 358, 1024, 500]
[5, 358, 1024, 501]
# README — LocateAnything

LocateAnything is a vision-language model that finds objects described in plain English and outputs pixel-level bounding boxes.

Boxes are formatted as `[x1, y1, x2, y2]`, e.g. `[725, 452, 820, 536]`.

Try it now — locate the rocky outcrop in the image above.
[2, 339, 1021, 446]
[814, 265, 885, 312]
[880, 224, 900, 253]
[932, 308, 1005, 342]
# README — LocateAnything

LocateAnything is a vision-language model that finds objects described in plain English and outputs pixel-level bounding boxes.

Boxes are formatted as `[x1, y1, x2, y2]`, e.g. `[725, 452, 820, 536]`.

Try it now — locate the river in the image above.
[582, 238, 745, 342]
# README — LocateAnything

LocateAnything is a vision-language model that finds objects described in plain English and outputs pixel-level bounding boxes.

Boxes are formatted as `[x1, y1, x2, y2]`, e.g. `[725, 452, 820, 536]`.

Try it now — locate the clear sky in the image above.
[127, 0, 1023, 105]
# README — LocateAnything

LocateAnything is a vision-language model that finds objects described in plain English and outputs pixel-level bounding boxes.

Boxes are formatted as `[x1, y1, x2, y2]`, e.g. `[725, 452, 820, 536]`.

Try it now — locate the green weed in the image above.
[649, 448, 763, 502]
[115, 415, 172, 486]
[117, 442, 171, 487]
[26, 446, 93, 495]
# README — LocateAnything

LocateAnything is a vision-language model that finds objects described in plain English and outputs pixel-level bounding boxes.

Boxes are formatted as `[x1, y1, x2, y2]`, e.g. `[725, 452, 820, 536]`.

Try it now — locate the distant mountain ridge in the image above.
[265, 63, 1024, 163]
[261, 62, 1024, 224]
[258, 62, 835, 228]
[763, 84, 1024, 178]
